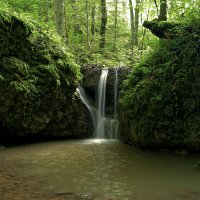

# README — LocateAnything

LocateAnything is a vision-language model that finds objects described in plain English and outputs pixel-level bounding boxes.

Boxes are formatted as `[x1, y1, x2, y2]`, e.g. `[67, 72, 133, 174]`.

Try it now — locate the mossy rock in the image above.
[0, 9, 90, 142]
[119, 16, 200, 151]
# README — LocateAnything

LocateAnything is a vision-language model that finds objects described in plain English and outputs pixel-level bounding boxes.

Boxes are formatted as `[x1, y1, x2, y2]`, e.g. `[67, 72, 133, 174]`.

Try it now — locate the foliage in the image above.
[119, 14, 200, 150]
[1, 0, 199, 67]
[0, 7, 81, 136]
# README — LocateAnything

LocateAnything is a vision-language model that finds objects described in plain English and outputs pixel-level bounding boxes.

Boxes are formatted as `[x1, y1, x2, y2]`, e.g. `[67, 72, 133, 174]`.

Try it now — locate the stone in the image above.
[0, 145, 5, 150]
[81, 64, 131, 115]
[119, 17, 200, 151]
[0, 10, 91, 143]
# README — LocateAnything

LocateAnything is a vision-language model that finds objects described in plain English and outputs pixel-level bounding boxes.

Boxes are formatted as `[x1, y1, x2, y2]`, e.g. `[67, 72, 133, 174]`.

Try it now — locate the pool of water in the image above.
[1, 139, 200, 200]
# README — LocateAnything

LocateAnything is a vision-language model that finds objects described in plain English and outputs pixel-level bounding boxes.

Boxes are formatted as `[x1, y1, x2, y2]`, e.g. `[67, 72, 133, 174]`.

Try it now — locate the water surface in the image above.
[1, 139, 200, 200]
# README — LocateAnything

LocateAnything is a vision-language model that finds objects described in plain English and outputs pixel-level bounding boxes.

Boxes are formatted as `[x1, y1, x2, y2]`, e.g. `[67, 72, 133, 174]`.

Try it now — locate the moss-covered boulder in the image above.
[0, 10, 90, 142]
[119, 17, 200, 151]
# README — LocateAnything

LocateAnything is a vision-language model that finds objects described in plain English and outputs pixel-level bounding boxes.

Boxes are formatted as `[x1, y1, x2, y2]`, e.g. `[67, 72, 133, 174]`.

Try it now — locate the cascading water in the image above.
[95, 68, 119, 139]
[111, 67, 119, 138]
[114, 67, 118, 119]
[77, 67, 119, 139]
[76, 86, 97, 132]
[96, 69, 108, 138]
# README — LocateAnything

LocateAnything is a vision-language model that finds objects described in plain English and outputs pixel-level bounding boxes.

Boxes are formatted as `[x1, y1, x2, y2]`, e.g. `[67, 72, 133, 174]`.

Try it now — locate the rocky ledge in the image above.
[0, 10, 91, 143]
[119, 17, 200, 151]
[81, 64, 131, 115]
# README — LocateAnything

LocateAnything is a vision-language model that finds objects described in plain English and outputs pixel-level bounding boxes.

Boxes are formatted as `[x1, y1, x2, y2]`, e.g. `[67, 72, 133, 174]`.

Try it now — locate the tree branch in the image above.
[143, 20, 178, 39]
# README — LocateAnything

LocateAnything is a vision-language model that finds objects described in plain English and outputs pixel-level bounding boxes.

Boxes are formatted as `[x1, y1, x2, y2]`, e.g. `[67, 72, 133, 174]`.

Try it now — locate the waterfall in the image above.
[114, 67, 118, 119]
[95, 68, 119, 139]
[112, 67, 119, 138]
[77, 67, 119, 139]
[96, 69, 108, 138]
[76, 86, 97, 132]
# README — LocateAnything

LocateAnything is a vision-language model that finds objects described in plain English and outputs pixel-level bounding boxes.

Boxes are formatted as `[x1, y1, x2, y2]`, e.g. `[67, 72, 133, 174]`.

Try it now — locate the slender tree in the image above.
[134, 0, 140, 46]
[54, 0, 68, 41]
[159, 0, 167, 21]
[129, 0, 135, 57]
[113, 0, 118, 51]
[91, 1, 96, 45]
[99, 0, 107, 51]
[86, 0, 91, 48]
[64, 2, 69, 44]
[153, 0, 159, 18]
[141, 5, 150, 52]
[71, 0, 82, 34]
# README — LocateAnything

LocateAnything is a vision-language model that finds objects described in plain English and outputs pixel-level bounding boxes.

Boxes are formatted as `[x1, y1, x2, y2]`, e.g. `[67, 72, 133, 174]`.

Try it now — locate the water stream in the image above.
[96, 68, 119, 139]
[1, 139, 200, 200]
[78, 68, 119, 139]
[114, 67, 118, 119]
[76, 86, 97, 132]
[96, 69, 109, 138]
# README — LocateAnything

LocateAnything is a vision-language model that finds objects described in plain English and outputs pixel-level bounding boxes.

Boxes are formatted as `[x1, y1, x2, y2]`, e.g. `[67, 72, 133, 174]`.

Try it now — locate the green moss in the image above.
[0, 9, 81, 136]
[119, 16, 200, 150]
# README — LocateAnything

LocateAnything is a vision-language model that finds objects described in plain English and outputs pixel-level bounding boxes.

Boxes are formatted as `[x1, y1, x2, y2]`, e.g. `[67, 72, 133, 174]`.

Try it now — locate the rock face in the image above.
[81, 65, 131, 115]
[119, 17, 200, 151]
[0, 10, 90, 143]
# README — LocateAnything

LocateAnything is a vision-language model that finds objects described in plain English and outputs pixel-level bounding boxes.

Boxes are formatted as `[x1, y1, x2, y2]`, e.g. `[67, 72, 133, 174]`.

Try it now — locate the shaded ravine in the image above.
[1, 140, 200, 200]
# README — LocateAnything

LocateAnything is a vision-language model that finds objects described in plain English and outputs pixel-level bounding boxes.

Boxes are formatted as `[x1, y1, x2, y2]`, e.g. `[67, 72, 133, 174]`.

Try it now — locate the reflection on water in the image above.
[1, 139, 200, 200]
[83, 138, 118, 144]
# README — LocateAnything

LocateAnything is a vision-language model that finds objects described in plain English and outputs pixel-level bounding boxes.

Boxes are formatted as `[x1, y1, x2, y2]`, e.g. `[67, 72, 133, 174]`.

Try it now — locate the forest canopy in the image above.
[0, 0, 199, 67]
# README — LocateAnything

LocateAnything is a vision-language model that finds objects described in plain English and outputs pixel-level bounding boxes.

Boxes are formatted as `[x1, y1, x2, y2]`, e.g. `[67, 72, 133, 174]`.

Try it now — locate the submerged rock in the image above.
[78, 193, 94, 200]
[0, 10, 90, 142]
[119, 16, 200, 151]
[0, 145, 5, 150]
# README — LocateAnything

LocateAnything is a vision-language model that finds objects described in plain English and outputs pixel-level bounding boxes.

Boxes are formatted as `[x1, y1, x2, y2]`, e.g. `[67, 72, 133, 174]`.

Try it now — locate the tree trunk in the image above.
[129, 0, 135, 57]
[99, 0, 107, 51]
[86, 0, 91, 49]
[91, 1, 96, 44]
[153, 0, 159, 18]
[71, 0, 82, 34]
[134, 0, 140, 46]
[64, 3, 69, 44]
[141, 6, 150, 52]
[159, 0, 167, 21]
[113, 0, 118, 51]
[54, 0, 68, 42]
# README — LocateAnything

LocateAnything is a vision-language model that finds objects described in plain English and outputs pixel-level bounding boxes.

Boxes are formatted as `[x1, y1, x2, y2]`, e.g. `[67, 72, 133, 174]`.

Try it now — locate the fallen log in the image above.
[143, 20, 178, 39]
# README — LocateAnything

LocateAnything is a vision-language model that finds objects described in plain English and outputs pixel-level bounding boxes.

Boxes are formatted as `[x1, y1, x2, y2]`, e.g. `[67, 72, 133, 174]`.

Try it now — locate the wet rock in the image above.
[80, 65, 102, 97]
[0, 145, 5, 150]
[0, 10, 92, 142]
[55, 191, 76, 197]
[174, 149, 189, 155]
[81, 64, 131, 115]
[81, 65, 131, 96]
[194, 160, 200, 169]
[119, 17, 200, 151]
[42, 92, 91, 138]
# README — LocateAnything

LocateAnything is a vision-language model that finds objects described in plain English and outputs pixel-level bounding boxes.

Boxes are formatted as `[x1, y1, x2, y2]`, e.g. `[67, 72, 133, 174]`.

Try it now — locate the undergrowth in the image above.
[119, 14, 200, 150]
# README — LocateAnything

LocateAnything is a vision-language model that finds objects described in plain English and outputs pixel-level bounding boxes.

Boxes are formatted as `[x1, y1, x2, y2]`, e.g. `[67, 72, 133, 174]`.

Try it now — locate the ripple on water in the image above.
[1, 139, 200, 200]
